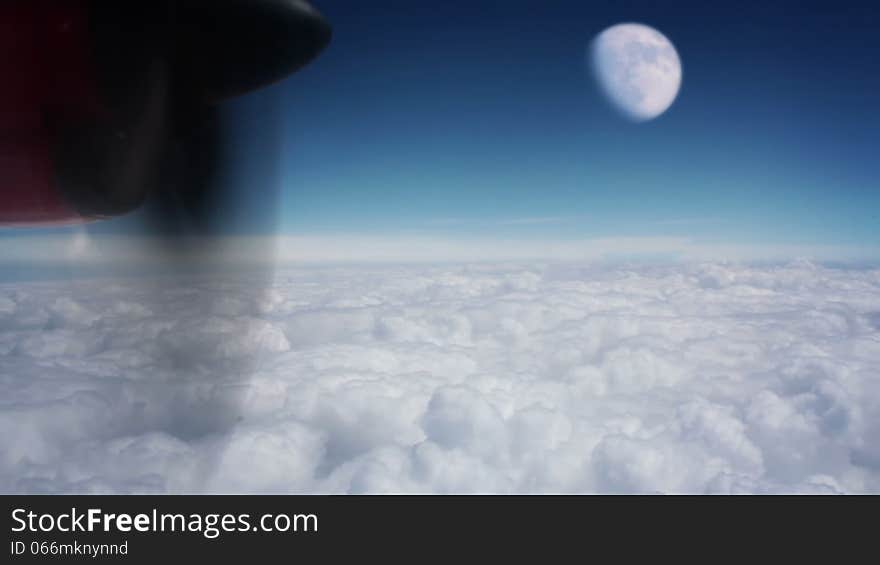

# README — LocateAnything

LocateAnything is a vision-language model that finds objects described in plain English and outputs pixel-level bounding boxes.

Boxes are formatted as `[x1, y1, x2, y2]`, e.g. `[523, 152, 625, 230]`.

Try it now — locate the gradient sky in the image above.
[4, 0, 879, 262]
[276, 0, 880, 246]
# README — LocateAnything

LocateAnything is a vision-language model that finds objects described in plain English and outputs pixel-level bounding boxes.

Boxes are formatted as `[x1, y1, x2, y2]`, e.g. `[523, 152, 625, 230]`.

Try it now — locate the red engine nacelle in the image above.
[0, 1, 101, 226]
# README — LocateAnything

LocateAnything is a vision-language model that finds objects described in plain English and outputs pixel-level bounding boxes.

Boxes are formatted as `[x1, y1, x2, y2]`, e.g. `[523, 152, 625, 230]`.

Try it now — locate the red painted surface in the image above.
[0, 0, 100, 226]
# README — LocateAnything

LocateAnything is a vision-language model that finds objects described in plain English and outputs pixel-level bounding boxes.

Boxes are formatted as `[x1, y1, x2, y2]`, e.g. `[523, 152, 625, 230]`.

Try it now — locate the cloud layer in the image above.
[2, 232, 879, 268]
[2, 261, 880, 493]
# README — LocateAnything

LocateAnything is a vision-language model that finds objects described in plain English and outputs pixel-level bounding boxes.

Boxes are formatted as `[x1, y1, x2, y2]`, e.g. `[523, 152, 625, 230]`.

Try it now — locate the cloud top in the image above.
[2, 261, 880, 493]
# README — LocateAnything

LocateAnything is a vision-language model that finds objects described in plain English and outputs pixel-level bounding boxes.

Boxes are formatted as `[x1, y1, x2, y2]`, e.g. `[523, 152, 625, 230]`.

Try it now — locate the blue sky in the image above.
[273, 0, 880, 247]
[3, 0, 879, 265]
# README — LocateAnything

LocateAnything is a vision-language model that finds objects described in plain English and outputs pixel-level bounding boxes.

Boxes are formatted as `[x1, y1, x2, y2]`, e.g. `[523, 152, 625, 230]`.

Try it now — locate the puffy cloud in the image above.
[1, 261, 880, 493]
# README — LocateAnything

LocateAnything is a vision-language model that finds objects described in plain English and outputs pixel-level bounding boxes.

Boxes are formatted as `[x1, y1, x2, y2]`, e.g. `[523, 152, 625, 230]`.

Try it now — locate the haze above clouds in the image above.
[1, 261, 879, 493]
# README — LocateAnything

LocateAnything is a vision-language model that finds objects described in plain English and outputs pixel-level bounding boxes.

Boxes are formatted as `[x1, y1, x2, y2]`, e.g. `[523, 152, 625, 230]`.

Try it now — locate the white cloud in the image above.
[1, 233, 878, 268]
[1, 261, 880, 493]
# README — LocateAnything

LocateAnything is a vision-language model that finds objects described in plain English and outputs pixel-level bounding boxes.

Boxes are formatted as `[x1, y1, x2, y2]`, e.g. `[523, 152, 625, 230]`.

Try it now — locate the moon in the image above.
[590, 23, 682, 122]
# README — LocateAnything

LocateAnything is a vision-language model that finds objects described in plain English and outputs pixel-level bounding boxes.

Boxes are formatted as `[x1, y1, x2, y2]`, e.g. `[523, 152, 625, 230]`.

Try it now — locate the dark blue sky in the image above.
[268, 0, 879, 249]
